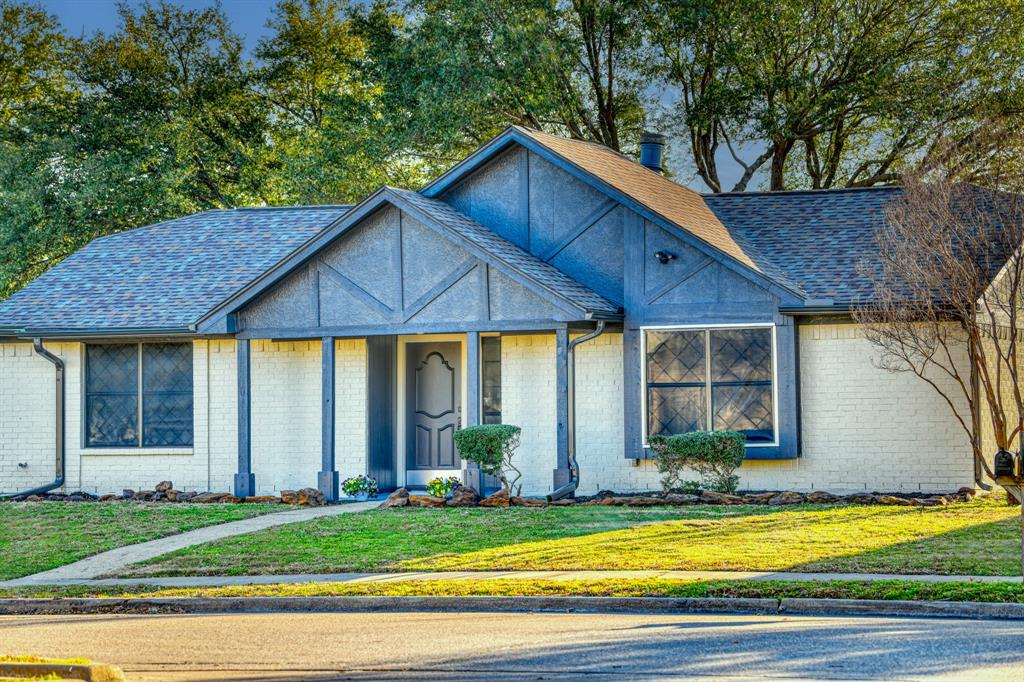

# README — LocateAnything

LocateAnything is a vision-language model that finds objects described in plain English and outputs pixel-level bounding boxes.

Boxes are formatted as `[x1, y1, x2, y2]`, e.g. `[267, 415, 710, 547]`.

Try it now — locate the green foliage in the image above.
[341, 475, 379, 497]
[4, 0, 1024, 298]
[649, 431, 746, 493]
[453, 424, 523, 495]
[426, 476, 462, 498]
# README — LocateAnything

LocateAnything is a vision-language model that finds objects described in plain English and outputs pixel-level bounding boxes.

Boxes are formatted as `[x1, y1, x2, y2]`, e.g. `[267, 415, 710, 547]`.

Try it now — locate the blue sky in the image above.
[43, 0, 278, 48]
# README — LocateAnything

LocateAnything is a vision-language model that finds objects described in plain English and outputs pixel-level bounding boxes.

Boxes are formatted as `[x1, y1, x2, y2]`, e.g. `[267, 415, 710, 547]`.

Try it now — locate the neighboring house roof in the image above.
[390, 187, 620, 318]
[0, 207, 349, 333]
[704, 187, 902, 303]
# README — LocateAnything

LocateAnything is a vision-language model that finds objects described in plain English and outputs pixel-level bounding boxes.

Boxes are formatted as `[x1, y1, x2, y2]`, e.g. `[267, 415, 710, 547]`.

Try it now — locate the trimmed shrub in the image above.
[453, 424, 523, 495]
[649, 431, 746, 493]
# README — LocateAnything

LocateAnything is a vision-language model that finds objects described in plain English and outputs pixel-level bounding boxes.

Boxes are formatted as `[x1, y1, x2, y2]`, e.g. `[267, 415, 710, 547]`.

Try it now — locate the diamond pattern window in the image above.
[645, 327, 774, 444]
[85, 343, 193, 447]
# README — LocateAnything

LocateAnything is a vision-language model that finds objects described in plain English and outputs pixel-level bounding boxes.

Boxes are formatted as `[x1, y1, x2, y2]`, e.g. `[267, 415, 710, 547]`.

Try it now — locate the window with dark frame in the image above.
[481, 336, 502, 424]
[85, 343, 194, 447]
[645, 327, 774, 444]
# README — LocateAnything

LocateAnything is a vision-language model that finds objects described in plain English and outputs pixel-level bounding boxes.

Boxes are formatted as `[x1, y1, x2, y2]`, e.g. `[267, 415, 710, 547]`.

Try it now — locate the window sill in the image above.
[81, 447, 194, 457]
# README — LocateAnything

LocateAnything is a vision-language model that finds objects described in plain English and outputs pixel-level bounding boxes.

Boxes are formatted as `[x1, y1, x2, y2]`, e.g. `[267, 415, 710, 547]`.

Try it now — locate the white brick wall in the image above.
[500, 334, 557, 495]
[1, 324, 974, 496]
[512, 326, 975, 496]
[0, 338, 367, 496]
[0, 342, 60, 490]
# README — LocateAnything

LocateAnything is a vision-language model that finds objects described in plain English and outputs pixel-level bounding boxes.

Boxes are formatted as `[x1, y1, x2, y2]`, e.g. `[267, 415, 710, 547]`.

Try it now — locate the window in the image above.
[644, 326, 774, 444]
[85, 343, 193, 447]
[481, 336, 502, 424]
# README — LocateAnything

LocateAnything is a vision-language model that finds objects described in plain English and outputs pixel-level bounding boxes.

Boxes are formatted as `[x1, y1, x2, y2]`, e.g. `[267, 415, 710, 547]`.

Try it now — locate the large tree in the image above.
[645, 0, 1024, 192]
[355, 0, 647, 168]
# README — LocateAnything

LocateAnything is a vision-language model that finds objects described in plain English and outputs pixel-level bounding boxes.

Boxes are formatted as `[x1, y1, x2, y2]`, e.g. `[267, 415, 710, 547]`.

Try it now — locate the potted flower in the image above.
[426, 475, 462, 499]
[341, 475, 379, 501]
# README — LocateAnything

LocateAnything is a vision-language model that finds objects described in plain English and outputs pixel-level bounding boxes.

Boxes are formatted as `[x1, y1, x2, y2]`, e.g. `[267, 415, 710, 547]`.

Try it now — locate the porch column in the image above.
[553, 327, 572, 489]
[234, 338, 256, 497]
[462, 331, 483, 492]
[319, 336, 339, 501]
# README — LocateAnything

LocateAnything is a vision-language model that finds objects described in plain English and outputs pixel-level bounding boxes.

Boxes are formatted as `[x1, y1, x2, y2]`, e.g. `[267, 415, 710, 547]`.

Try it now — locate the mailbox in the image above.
[994, 450, 1016, 478]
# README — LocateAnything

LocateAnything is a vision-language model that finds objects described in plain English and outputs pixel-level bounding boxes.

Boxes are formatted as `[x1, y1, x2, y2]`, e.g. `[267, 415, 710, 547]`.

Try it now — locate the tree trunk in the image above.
[769, 139, 794, 191]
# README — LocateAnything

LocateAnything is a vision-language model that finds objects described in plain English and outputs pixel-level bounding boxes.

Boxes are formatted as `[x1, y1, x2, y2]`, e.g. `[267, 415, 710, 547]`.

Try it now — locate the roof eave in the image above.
[0, 325, 198, 339]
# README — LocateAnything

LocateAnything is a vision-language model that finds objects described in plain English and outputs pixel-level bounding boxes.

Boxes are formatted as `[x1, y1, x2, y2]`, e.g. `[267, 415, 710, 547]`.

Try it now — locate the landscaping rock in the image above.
[625, 496, 662, 507]
[595, 490, 616, 499]
[700, 491, 745, 505]
[479, 488, 511, 507]
[244, 495, 280, 504]
[549, 498, 577, 506]
[191, 492, 231, 504]
[155, 480, 173, 493]
[805, 491, 840, 504]
[447, 487, 481, 507]
[163, 489, 178, 502]
[99, 494, 119, 502]
[131, 491, 155, 502]
[296, 488, 325, 507]
[769, 491, 805, 506]
[121, 489, 135, 500]
[580, 497, 615, 506]
[510, 496, 547, 507]
[408, 494, 446, 508]
[663, 493, 700, 505]
[381, 488, 409, 508]
[874, 495, 913, 506]
[176, 491, 197, 503]
[844, 493, 876, 505]
[743, 492, 777, 505]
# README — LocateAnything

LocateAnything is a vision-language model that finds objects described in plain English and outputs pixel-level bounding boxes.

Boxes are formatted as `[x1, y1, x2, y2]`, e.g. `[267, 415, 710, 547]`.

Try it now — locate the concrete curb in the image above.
[0, 595, 1022, 620]
[0, 662, 125, 681]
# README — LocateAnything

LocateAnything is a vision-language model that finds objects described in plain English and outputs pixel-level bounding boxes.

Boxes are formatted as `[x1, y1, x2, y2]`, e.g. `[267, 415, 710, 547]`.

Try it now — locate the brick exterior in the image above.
[0, 339, 367, 496]
[0, 324, 975, 496]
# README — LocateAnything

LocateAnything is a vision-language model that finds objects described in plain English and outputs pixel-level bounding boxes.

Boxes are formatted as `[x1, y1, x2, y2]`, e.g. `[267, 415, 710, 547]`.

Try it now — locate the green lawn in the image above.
[3, 578, 1022, 604]
[118, 495, 1023, 578]
[0, 501, 282, 580]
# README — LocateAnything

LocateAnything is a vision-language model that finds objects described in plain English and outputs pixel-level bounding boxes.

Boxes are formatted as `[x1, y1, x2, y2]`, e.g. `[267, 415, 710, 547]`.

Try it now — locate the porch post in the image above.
[319, 336, 339, 501]
[462, 331, 483, 492]
[234, 338, 255, 497]
[553, 327, 572, 489]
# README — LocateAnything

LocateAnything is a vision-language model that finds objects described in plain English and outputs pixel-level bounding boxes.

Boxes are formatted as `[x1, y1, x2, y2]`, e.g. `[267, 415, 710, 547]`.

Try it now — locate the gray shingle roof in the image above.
[0, 207, 348, 332]
[704, 187, 903, 302]
[389, 187, 621, 317]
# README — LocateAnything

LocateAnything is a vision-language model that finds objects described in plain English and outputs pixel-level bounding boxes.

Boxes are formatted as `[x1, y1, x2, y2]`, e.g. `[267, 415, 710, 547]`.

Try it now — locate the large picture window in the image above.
[644, 326, 775, 444]
[85, 343, 194, 447]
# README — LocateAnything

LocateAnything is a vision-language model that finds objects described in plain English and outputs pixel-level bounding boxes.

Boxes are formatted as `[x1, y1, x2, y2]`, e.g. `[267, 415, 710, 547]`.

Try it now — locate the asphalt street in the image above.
[1, 610, 1022, 681]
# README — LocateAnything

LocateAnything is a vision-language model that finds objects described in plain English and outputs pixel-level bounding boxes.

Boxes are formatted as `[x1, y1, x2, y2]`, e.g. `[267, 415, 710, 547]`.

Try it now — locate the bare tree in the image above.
[855, 128, 1024, 574]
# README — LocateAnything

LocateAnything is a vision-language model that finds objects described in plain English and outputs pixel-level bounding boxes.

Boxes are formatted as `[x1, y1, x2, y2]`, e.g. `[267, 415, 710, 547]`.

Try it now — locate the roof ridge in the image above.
[705, 185, 902, 198]
[228, 205, 353, 212]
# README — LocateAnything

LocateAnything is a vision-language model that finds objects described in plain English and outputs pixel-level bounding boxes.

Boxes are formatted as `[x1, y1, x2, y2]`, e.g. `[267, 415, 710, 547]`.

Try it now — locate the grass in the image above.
[2, 578, 1022, 603]
[0, 501, 282, 580]
[119, 495, 1024, 578]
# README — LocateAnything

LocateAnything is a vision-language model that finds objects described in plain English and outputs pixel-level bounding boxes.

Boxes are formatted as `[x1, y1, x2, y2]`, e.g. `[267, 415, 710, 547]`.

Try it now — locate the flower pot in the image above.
[354, 492, 371, 502]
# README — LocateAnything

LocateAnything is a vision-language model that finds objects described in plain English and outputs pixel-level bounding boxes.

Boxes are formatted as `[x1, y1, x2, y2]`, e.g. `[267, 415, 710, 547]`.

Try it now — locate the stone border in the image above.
[384, 486, 983, 509]
[0, 595, 1021, 620]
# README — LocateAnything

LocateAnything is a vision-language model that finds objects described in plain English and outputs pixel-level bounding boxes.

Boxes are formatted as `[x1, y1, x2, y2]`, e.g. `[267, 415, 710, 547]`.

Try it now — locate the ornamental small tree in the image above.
[453, 424, 523, 496]
[649, 431, 746, 493]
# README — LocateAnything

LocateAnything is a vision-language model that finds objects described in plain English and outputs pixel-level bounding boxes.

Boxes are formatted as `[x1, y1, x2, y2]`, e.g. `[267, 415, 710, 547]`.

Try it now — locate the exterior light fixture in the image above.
[654, 250, 677, 265]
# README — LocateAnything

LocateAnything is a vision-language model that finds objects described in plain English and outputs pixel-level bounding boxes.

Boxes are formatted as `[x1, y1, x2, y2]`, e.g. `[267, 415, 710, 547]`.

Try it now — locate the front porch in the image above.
[232, 327, 588, 500]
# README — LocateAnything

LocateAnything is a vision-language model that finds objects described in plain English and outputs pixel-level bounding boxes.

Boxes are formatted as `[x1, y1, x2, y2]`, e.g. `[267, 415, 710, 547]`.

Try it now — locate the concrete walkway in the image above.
[2, 501, 379, 586]
[5, 568, 1020, 589]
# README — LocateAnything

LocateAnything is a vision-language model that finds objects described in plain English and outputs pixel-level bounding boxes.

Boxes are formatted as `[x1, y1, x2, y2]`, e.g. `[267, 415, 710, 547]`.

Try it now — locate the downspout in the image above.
[547, 321, 607, 501]
[1, 339, 65, 499]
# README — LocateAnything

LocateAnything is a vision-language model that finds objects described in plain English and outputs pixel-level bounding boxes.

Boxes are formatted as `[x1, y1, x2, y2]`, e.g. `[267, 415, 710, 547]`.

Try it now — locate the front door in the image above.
[406, 342, 461, 480]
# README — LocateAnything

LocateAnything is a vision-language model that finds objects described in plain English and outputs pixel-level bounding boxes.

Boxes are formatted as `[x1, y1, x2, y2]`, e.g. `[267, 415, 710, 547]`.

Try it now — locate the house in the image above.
[0, 127, 979, 499]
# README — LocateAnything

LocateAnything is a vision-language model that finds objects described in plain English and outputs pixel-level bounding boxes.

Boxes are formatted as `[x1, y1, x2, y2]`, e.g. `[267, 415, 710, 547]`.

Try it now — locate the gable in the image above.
[237, 204, 584, 334]
[442, 145, 625, 306]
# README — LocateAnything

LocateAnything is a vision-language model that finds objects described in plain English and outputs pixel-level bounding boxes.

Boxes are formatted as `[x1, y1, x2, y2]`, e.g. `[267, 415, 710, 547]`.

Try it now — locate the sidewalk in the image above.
[5, 568, 1020, 588]
[1, 501, 379, 586]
